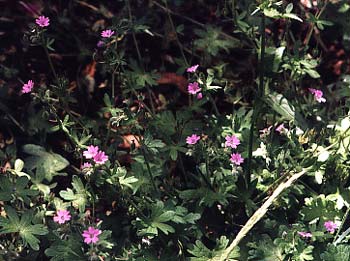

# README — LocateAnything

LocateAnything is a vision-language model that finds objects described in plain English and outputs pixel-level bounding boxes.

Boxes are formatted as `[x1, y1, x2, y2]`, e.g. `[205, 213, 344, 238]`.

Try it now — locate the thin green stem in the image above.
[111, 67, 117, 105]
[134, 129, 158, 192]
[126, 0, 156, 114]
[246, 15, 266, 187]
[303, 0, 329, 46]
[196, 166, 215, 191]
[126, 0, 142, 62]
[178, 154, 188, 186]
[43, 45, 58, 82]
[163, 0, 188, 66]
[208, 93, 220, 116]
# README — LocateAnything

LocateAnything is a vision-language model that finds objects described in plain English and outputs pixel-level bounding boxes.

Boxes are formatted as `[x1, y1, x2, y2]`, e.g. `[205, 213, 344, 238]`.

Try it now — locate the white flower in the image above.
[253, 142, 271, 166]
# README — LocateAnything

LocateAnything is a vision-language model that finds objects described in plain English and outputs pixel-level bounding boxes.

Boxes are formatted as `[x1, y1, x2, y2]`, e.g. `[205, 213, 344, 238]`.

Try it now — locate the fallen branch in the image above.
[218, 168, 307, 260]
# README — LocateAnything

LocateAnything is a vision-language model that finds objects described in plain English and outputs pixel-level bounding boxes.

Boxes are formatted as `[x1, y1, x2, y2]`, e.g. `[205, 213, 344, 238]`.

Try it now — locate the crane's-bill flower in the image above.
[186, 134, 200, 145]
[22, 80, 34, 93]
[36, 16, 50, 27]
[82, 227, 102, 244]
[53, 209, 71, 224]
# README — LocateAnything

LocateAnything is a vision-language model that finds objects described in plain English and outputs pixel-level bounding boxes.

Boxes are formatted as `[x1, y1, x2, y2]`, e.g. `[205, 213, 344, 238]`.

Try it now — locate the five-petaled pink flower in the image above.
[276, 124, 287, 134]
[187, 82, 201, 95]
[324, 220, 339, 233]
[186, 64, 199, 73]
[186, 134, 200, 145]
[35, 16, 50, 27]
[309, 88, 326, 103]
[53, 209, 71, 224]
[101, 29, 115, 38]
[298, 231, 312, 238]
[83, 145, 99, 159]
[82, 227, 102, 244]
[93, 150, 108, 164]
[225, 135, 240, 149]
[83, 145, 109, 165]
[230, 153, 244, 165]
[21, 80, 34, 93]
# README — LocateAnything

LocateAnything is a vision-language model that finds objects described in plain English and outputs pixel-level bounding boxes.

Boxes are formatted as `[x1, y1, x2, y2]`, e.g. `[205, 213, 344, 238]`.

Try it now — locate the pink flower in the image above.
[309, 88, 326, 103]
[230, 153, 244, 165]
[82, 227, 102, 244]
[276, 124, 287, 134]
[196, 93, 203, 99]
[298, 231, 312, 238]
[186, 134, 200, 145]
[324, 221, 339, 233]
[21, 80, 34, 93]
[259, 126, 272, 138]
[101, 29, 115, 38]
[300, 0, 317, 9]
[83, 145, 99, 159]
[225, 135, 240, 149]
[93, 150, 108, 164]
[35, 16, 50, 27]
[81, 162, 92, 169]
[97, 40, 105, 48]
[186, 64, 199, 73]
[53, 209, 71, 224]
[187, 82, 201, 95]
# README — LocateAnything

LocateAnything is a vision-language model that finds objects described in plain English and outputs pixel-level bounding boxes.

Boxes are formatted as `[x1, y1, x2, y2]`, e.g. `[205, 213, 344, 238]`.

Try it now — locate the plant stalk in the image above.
[246, 14, 265, 187]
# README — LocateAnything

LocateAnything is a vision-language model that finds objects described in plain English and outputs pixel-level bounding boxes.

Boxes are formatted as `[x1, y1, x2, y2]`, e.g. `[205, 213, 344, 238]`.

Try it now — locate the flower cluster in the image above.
[298, 220, 339, 240]
[53, 210, 103, 244]
[21, 15, 50, 94]
[225, 135, 244, 166]
[83, 145, 108, 165]
[186, 64, 202, 99]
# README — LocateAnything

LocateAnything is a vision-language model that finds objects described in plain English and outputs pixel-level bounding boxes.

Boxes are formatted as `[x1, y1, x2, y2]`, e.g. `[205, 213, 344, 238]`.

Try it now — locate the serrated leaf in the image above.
[23, 144, 69, 182]
[0, 206, 48, 251]
[59, 176, 88, 212]
[321, 244, 350, 261]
